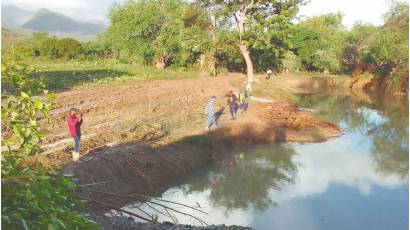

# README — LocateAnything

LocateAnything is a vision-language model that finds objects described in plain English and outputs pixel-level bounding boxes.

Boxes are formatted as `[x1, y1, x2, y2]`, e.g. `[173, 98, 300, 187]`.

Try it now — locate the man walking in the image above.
[67, 108, 83, 161]
[204, 96, 217, 130]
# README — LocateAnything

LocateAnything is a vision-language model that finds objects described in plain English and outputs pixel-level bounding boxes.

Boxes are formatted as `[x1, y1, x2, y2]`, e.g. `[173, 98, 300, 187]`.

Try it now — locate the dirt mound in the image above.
[261, 102, 340, 131]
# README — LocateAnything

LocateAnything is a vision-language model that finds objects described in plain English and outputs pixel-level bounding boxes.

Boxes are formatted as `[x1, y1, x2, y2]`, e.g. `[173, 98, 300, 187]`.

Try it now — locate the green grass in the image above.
[28, 58, 200, 91]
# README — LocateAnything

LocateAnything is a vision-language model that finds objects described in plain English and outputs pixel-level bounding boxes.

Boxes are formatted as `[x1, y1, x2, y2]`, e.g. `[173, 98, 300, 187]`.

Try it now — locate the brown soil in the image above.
[30, 74, 342, 213]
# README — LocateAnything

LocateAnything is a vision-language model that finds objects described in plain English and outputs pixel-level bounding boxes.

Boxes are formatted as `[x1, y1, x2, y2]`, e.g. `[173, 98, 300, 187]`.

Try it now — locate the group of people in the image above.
[204, 83, 251, 130]
[66, 79, 255, 160]
[227, 89, 250, 120]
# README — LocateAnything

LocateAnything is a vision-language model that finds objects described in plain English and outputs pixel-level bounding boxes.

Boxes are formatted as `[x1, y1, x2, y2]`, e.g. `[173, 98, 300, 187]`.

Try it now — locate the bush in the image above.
[282, 51, 302, 72]
[39, 37, 58, 58]
[55, 38, 83, 59]
[311, 49, 341, 73]
[1, 60, 98, 229]
[4, 43, 35, 60]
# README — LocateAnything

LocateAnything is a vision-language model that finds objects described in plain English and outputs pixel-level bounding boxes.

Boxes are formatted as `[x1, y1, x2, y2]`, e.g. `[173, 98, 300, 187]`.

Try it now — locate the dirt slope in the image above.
[36, 75, 340, 168]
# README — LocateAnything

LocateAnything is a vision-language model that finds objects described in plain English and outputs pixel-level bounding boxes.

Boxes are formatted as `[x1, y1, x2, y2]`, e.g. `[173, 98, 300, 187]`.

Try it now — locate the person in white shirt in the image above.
[266, 69, 272, 79]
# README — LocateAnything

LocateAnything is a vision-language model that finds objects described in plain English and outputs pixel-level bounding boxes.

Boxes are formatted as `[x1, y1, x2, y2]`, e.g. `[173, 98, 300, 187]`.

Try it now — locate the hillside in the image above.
[1, 28, 29, 48]
[1, 5, 34, 27]
[22, 8, 105, 36]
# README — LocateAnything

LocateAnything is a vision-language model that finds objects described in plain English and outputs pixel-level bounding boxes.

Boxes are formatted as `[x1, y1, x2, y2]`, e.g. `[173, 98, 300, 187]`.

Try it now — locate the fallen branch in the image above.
[77, 181, 109, 187]
[86, 188, 208, 225]
[146, 200, 207, 226]
[89, 198, 155, 223]
[86, 189, 207, 214]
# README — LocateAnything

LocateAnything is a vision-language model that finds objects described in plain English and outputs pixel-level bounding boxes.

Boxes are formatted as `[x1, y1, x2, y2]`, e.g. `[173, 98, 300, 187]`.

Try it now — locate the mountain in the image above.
[2, 5, 35, 27]
[22, 8, 106, 36]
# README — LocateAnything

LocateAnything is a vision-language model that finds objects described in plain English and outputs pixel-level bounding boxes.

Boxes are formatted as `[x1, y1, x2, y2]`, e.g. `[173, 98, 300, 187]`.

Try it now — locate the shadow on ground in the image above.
[69, 116, 335, 214]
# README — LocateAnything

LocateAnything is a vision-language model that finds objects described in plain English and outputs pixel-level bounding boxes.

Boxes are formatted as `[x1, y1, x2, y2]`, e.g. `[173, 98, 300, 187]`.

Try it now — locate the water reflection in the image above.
[125, 93, 408, 229]
[294, 93, 409, 180]
[181, 144, 298, 210]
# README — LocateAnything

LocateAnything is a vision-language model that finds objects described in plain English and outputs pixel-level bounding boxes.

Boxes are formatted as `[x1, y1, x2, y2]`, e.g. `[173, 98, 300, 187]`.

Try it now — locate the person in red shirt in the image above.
[67, 108, 83, 161]
[227, 90, 238, 120]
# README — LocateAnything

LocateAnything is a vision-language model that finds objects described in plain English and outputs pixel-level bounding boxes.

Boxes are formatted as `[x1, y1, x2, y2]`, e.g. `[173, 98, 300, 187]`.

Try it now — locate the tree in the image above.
[291, 13, 346, 73]
[105, 0, 211, 68]
[342, 22, 378, 74]
[1, 60, 97, 229]
[369, 2, 408, 70]
[55, 38, 83, 59]
[197, 0, 303, 80]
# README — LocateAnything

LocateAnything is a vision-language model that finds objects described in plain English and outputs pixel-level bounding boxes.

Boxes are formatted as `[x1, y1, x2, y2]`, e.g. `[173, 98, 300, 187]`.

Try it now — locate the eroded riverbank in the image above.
[37, 75, 377, 229]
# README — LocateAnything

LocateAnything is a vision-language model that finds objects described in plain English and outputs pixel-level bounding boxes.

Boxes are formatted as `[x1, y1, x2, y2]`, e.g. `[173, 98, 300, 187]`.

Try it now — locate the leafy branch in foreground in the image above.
[1, 60, 98, 229]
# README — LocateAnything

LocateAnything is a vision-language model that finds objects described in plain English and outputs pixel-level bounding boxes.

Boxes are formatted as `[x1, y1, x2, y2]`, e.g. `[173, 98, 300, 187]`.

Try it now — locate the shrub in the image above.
[39, 37, 58, 58]
[55, 38, 83, 59]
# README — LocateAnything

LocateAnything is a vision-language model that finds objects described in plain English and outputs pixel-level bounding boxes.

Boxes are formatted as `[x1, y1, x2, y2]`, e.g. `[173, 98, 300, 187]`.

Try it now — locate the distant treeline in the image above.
[4, 0, 408, 85]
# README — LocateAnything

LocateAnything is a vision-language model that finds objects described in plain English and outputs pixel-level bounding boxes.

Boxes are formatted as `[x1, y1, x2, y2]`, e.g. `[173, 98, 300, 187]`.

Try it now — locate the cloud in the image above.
[3, 0, 124, 22]
[269, 136, 405, 204]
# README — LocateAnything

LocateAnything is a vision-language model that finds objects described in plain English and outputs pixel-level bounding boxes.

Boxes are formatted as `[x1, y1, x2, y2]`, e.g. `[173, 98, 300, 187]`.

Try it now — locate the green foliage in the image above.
[39, 37, 58, 58]
[1, 60, 98, 229]
[291, 13, 345, 73]
[197, 0, 304, 74]
[215, 31, 245, 72]
[282, 51, 301, 72]
[82, 39, 112, 60]
[342, 23, 378, 73]
[105, 0, 211, 67]
[32, 32, 50, 49]
[55, 38, 83, 59]
[4, 43, 35, 61]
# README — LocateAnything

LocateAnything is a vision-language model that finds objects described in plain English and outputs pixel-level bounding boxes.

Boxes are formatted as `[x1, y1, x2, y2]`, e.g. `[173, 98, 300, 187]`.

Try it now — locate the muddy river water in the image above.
[122, 93, 409, 230]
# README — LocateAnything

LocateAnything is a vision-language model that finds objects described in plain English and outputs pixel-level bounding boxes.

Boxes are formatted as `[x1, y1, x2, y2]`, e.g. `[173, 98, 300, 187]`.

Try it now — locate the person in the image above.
[204, 96, 217, 130]
[227, 90, 238, 120]
[245, 81, 252, 94]
[67, 108, 83, 161]
[240, 90, 250, 112]
[266, 68, 272, 79]
[238, 92, 243, 110]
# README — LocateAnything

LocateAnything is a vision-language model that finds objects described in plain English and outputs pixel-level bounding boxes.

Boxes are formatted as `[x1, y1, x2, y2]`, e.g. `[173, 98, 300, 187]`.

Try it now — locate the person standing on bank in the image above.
[204, 96, 217, 130]
[227, 91, 238, 120]
[67, 108, 83, 161]
[266, 68, 273, 79]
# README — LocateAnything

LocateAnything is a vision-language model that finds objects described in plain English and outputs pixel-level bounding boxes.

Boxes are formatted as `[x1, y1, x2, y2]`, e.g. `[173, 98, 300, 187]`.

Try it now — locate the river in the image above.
[121, 92, 409, 230]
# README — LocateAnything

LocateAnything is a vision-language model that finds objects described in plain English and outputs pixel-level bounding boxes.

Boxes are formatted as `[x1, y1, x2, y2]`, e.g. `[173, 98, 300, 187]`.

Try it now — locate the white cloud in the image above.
[269, 137, 405, 204]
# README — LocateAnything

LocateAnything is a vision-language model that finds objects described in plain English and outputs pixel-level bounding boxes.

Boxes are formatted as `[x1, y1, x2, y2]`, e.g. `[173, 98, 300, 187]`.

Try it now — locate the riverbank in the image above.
[33, 73, 346, 228]
[90, 215, 251, 230]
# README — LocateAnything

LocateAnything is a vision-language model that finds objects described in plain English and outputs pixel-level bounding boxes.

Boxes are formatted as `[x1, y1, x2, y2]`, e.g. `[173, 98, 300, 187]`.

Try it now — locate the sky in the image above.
[2, 0, 405, 27]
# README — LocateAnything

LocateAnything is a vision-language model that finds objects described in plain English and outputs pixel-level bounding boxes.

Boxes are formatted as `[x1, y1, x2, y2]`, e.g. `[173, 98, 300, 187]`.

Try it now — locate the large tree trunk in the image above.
[239, 41, 254, 80]
[236, 7, 254, 82]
